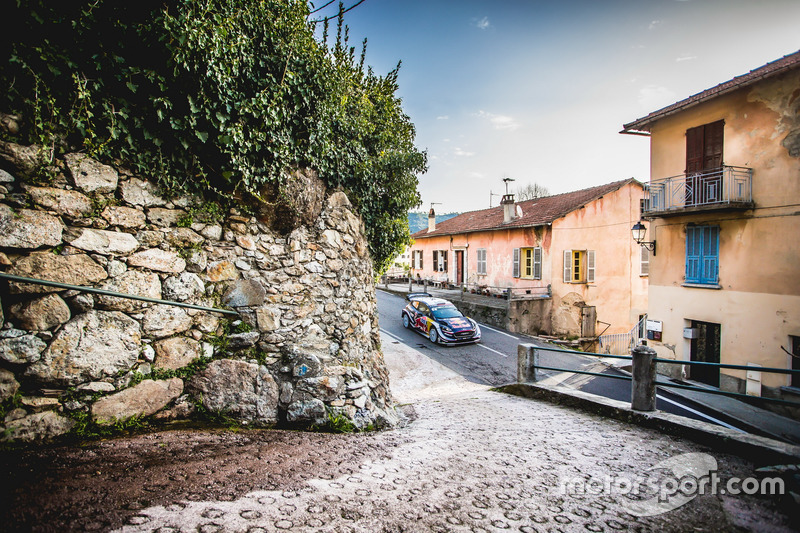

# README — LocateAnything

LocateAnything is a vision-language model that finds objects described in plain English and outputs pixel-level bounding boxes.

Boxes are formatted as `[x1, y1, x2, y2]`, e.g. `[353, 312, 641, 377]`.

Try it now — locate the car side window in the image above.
[417, 303, 429, 316]
[411, 301, 420, 310]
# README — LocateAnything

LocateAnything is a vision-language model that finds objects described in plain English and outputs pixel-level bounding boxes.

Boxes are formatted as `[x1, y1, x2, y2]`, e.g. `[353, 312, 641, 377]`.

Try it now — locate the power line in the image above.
[310, 0, 368, 23]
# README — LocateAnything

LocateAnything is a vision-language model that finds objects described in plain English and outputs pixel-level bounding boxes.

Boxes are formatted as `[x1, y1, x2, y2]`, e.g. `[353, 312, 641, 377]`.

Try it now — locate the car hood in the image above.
[439, 317, 474, 332]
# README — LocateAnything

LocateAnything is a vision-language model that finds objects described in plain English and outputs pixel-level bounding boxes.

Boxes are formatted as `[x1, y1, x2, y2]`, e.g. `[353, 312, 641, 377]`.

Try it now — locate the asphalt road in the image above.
[376, 289, 746, 432]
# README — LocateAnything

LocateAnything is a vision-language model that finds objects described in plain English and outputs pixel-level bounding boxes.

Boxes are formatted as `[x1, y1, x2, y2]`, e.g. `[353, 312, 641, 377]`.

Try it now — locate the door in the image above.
[690, 320, 721, 387]
[686, 121, 723, 206]
[455, 250, 464, 284]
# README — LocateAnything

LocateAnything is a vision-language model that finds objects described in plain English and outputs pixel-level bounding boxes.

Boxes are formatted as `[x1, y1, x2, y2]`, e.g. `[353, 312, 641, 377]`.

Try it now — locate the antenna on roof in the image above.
[489, 190, 501, 207]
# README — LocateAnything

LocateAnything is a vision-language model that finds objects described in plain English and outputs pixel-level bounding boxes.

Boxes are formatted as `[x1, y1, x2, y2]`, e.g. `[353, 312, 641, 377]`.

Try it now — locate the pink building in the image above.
[409, 179, 648, 336]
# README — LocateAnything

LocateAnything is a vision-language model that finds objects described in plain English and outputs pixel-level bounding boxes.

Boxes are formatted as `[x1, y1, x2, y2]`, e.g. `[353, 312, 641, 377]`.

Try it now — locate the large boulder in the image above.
[26, 310, 141, 386]
[8, 293, 71, 331]
[0, 333, 47, 364]
[189, 359, 279, 425]
[1, 411, 74, 443]
[91, 378, 183, 425]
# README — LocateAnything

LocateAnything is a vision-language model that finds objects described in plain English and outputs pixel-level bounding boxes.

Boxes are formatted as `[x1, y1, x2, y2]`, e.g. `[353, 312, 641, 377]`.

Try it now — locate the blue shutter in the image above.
[685, 226, 719, 284]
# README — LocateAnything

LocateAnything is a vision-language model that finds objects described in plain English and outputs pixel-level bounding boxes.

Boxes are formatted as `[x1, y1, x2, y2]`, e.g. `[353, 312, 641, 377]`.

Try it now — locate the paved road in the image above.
[376, 290, 746, 432]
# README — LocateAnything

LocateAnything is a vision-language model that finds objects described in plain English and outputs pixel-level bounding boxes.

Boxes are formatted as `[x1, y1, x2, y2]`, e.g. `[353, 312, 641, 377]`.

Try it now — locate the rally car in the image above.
[401, 293, 481, 345]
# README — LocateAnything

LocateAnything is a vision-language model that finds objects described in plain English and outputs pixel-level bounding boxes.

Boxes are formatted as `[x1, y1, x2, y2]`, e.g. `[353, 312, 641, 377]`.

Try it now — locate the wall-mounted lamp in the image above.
[631, 221, 656, 256]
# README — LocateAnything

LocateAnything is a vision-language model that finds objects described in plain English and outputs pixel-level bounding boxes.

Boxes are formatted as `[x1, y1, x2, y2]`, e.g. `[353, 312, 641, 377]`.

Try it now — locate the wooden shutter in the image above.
[432, 250, 438, 272]
[442, 251, 448, 272]
[586, 250, 595, 283]
[704, 121, 724, 170]
[563, 250, 572, 283]
[512, 248, 520, 278]
[701, 227, 719, 284]
[533, 247, 542, 280]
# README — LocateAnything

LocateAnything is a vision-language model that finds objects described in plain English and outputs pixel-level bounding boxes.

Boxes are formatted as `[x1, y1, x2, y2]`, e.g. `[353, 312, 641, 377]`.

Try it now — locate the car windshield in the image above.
[432, 306, 463, 320]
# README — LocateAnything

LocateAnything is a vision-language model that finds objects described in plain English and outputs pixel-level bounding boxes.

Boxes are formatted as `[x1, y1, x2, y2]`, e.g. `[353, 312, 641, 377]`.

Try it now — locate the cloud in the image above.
[476, 110, 520, 131]
[648, 20, 661, 30]
[676, 55, 697, 62]
[454, 147, 475, 157]
[638, 85, 676, 110]
[474, 16, 490, 30]
[436, 115, 449, 120]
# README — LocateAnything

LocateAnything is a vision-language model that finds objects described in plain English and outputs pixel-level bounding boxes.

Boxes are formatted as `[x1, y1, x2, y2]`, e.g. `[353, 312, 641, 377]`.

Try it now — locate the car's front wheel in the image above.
[429, 327, 439, 344]
[402, 313, 410, 329]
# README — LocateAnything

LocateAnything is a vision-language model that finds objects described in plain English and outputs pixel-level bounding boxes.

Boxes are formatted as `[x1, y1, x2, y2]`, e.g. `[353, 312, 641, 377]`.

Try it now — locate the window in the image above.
[476, 249, 487, 275]
[563, 250, 595, 283]
[640, 197, 650, 218]
[432, 250, 448, 272]
[512, 247, 542, 279]
[685, 226, 719, 285]
[686, 120, 724, 206]
[412, 250, 423, 270]
[640, 246, 650, 276]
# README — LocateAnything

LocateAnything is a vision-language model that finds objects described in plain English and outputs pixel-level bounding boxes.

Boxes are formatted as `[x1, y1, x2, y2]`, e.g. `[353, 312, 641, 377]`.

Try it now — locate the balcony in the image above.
[643, 166, 754, 218]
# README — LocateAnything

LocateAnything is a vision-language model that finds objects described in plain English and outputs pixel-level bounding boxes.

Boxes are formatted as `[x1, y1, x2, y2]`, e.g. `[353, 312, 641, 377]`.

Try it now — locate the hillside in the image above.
[408, 212, 459, 234]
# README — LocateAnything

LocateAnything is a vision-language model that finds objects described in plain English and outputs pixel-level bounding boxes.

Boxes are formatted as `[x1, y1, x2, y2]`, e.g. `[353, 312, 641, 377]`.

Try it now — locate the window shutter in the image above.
[702, 227, 719, 284]
[685, 227, 701, 283]
[533, 247, 542, 280]
[443, 251, 448, 272]
[587, 250, 595, 283]
[563, 250, 572, 283]
[640, 246, 650, 276]
[513, 248, 520, 278]
[420, 251, 423, 270]
[432, 250, 438, 272]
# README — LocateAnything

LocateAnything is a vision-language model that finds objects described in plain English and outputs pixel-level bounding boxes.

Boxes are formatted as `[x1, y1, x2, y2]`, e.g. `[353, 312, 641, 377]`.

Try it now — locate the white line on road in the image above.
[655, 394, 745, 432]
[478, 343, 508, 358]
[380, 329, 404, 343]
[478, 323, 518, 340]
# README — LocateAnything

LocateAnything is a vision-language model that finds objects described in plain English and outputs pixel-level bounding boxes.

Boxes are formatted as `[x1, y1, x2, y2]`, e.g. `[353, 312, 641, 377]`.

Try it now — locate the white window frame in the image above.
[564, 249, 595, 283]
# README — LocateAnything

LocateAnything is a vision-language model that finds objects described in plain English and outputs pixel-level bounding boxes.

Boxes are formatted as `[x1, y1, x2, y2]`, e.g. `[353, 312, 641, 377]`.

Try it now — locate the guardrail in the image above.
[517, 343, 800, 411]
[0, 272, 239, 316]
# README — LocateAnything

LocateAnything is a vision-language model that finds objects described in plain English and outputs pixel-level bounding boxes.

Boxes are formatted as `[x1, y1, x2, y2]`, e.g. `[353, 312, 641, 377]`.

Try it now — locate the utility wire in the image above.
[310, 0, 368, 23]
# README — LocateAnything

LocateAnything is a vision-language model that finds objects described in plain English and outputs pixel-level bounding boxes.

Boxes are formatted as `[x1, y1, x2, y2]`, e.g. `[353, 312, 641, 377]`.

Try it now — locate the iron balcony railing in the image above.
[644, 165, 753, 214]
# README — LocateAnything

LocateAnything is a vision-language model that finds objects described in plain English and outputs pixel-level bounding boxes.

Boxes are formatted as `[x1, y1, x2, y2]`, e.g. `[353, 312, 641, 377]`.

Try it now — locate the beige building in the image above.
[621, 50, 800, 400]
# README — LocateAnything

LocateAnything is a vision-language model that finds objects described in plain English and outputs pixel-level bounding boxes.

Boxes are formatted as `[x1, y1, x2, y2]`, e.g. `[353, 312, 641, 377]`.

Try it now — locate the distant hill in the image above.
[407, 211, 459, 235]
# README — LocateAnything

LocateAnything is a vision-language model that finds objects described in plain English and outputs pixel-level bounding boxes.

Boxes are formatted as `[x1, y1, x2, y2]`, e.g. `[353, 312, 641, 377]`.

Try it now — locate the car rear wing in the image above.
[406, 292, 432, 301]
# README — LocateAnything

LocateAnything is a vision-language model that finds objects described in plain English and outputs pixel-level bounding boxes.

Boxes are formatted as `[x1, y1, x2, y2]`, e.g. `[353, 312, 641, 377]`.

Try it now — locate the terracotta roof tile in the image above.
[412, 179, 639, 239]
[622, 49, 800, 134]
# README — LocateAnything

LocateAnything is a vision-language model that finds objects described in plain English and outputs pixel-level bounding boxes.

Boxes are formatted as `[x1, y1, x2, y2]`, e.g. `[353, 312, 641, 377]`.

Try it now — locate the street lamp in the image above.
[631, 221, 656, 256]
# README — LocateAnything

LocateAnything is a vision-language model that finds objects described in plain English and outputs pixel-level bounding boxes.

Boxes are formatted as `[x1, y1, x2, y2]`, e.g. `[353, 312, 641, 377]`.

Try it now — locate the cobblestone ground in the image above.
[112, 340, 794, 533]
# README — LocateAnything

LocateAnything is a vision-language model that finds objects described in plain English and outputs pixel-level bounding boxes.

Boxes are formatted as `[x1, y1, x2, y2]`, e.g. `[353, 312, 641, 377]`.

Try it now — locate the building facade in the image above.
[410, 180, 648, 336]
[621, 50, 800, 399]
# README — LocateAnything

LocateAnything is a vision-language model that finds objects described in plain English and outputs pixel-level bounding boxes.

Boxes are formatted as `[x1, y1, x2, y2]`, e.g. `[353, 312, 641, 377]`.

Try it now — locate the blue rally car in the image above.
[401, 293, 481, 345]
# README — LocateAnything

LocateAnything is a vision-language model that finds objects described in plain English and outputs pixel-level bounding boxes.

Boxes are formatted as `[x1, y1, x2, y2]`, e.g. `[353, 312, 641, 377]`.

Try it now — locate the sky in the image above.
[311, 0, 800, 214]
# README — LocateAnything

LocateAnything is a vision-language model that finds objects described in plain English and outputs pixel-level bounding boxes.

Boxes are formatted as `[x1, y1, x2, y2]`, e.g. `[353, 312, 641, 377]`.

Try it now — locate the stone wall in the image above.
[0, 147, 398, 443]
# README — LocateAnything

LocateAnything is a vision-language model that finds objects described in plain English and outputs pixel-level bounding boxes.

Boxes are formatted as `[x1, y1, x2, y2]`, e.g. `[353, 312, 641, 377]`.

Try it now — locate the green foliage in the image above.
[1, 0, 426, 272]
[312, 408, 357, 433]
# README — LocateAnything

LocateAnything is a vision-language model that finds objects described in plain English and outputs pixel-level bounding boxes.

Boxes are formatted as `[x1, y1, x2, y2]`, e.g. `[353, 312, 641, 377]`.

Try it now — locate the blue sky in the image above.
[312, 0, 800, 213]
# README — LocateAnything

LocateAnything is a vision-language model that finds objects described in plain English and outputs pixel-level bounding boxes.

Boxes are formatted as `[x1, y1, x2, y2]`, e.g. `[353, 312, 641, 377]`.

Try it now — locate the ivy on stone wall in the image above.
[0, 0, 425, 273]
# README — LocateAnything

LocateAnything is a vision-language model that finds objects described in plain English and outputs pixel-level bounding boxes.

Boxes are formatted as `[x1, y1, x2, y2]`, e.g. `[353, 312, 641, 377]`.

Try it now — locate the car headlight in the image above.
[440, 325, 452, 333]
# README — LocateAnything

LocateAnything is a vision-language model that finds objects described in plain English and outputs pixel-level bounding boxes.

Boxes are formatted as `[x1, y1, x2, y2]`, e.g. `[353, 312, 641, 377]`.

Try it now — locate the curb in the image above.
[498, 382, 800, 465]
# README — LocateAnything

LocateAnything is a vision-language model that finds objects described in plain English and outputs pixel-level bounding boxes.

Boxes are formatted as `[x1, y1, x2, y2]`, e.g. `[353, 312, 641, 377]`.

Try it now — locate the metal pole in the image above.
[517, 344, 539, 383]
[631, 344, 657, 411]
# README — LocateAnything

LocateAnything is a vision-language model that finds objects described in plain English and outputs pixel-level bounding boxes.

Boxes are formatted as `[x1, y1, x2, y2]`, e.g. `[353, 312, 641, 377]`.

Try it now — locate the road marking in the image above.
[380, 329, 404, 343]
[478, 323, 518, 340]
[477, 343, 508, 358]
[655, 394, 745, 432]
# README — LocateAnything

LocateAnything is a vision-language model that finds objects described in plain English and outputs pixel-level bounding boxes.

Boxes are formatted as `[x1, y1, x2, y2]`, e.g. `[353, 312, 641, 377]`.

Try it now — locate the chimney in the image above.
[427, 207, 436, 232]
[501, 193, 517, 223]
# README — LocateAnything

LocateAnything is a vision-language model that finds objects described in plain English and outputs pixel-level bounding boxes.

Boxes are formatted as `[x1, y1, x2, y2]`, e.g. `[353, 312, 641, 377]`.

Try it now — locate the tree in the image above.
[0, 0, 425, 273]
[515, 183, 550, 201]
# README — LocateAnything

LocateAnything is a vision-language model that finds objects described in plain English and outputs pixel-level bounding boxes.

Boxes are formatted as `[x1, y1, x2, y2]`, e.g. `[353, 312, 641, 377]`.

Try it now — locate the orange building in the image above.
[621, 50, 800, 400]
[409, 179, 648, 337]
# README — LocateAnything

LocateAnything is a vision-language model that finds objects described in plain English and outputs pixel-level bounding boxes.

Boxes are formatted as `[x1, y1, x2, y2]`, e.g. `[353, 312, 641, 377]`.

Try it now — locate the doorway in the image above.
[455, 250, 464, 284]
[690, 320, 721, 387]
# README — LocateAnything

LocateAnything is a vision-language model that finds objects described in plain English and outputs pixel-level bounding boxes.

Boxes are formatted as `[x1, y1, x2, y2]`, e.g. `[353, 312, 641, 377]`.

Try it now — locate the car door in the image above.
[414, 302, 431, 333]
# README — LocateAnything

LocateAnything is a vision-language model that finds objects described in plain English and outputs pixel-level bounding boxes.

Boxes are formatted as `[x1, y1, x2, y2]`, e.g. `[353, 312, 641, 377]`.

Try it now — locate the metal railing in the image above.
[598, 315, 646, 355]
[518, 343, 800, 411]
[645, 165, 753, 213]
[0, 272, 239, 315]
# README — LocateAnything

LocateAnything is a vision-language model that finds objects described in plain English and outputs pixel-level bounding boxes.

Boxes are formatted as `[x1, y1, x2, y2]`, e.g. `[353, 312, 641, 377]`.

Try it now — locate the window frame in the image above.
[517, 247, 542, 280]
[476, 249, 487, 276]
[563, 249, 595, 283]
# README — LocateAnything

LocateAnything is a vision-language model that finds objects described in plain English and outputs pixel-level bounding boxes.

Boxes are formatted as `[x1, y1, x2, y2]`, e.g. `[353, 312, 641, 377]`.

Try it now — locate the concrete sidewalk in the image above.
[115, 335, 796, 532]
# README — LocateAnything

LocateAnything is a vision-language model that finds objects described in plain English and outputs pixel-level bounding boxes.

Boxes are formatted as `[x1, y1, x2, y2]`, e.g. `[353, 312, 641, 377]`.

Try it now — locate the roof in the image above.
[412, 178, 640, 239]
[407, 295, 456, 307]
[621, 49, 800, 135]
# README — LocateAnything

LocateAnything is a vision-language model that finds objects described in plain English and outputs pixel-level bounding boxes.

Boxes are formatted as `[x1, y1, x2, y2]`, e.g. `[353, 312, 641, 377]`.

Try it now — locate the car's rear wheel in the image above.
[429, 328, 439, 344]
[402, 314, 410, 329]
